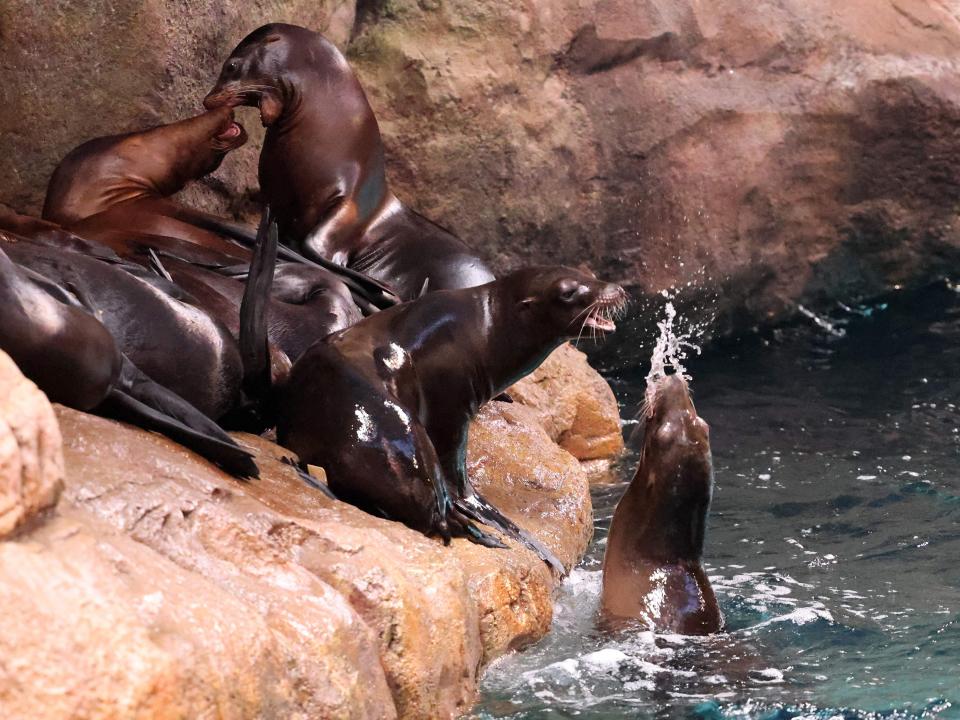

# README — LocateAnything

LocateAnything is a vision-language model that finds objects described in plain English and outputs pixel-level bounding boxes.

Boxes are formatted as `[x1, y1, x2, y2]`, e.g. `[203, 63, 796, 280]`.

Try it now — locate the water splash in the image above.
[644, 294, 703, 413]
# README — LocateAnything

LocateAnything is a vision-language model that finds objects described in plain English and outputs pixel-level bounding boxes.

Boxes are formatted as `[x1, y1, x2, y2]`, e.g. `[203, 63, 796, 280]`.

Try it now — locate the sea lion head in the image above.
[204, 23, 348, 127]
[511, 266, 628, 339]
[271, 264, 363, 333]
[147, 107, 247, 193]
[633, 373, 712, 560]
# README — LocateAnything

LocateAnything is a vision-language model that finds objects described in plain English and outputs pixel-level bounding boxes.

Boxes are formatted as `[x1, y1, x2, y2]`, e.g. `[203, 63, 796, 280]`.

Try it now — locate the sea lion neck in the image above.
[471, 281, 566, 394]
[126, 110, 236, 197]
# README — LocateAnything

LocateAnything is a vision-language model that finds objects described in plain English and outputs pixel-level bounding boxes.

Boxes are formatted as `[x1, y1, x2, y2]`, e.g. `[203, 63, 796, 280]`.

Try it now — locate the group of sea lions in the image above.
[2, 23, 723, 633]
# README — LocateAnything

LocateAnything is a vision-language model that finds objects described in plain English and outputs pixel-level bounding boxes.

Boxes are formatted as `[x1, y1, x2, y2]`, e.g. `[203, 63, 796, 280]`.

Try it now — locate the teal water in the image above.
[470, 281, 960, 719]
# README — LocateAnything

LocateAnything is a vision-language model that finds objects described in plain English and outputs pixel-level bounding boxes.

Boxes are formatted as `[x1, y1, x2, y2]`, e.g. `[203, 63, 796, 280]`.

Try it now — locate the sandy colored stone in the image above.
[509, 344, 624, 477]
[467, 401, 593, 573]
[232, 434, 484, 720]
[0, 509, 307, 719]
[56, 407, 399, 720]
[0, 351, 62, 538]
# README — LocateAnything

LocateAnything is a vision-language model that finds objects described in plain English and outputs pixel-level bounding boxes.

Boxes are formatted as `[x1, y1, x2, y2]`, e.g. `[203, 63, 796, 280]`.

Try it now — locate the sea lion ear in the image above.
[519, 296, 537, 308]
[265, 34, 282, 44]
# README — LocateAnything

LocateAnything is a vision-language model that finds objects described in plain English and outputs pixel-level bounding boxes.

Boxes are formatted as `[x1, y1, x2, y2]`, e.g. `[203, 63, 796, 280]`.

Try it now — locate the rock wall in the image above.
[5, 0, 958, 347]
[0, 346, 619, 718]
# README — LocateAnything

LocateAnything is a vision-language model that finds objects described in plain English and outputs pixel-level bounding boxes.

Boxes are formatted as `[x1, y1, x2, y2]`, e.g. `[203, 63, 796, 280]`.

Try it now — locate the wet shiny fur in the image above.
[205, 23, 495, 300]
[277, 266, 627, 569]
[601, 374, 724, 634]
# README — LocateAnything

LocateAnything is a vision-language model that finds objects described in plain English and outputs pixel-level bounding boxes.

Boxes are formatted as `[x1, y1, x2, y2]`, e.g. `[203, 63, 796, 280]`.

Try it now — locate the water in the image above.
[470, 281, 960, 719]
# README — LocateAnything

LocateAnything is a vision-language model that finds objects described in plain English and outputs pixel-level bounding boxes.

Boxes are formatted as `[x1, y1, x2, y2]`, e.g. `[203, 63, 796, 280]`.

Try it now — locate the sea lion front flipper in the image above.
[101, 355, 259, 478]
[280, 457, 337, 500]
[239, 207, 278, 398]
[454, 493, 566, 575]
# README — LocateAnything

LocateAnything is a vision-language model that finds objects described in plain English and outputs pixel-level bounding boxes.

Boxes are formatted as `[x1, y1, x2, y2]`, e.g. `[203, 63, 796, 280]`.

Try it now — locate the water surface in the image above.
[471, 281, 960, 719]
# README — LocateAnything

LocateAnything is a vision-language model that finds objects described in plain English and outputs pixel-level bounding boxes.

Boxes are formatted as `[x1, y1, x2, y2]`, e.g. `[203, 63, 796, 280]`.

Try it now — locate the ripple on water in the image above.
[471, 283, 960, 720]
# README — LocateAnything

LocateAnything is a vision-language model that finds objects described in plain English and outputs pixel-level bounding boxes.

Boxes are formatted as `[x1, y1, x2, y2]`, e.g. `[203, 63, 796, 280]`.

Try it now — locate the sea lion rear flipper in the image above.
[454, 493, 565, 575]
[102, 356, 259, 478]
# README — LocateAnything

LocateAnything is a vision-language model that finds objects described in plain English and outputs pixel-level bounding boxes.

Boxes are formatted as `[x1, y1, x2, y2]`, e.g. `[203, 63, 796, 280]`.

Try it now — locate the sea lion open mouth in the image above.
[581, 288, 628, 334]
[216, 121, 243, 141]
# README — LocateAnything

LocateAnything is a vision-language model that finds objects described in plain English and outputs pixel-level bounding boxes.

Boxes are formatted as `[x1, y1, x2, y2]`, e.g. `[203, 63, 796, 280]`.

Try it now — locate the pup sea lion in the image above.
[205, 23, 495, 301]
[42, 108, 397, 311]
[43, 107, 250, 255]
[600, 374, 724, 634]
[0, 244, 257, 477]
[276, 266, 627, 570]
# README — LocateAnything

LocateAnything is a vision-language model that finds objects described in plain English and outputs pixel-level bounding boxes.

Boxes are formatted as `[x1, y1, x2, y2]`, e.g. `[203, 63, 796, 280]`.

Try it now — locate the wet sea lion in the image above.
[43, 107, 251, 257]
[159, 255, 362, 365]
[1, 231, 244, 421]
[204, 23, 495, 301]
[41, 108, 397, 312]
[0, 205, 361, 369]
[0, 244, 257, 477]
[600, 374, 724, 634]
[275, 266, 628, 570]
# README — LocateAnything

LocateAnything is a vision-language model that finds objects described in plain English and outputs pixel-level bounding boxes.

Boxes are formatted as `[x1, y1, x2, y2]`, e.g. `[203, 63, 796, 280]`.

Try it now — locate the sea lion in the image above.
[41, 108, 397, 312]
[158, 254, 362, 364]
[43, 106, 250, 256]
[1, 231, 245, 421]
[275, 266, 628, 570]
[600, 374, 724, 634]
[204, 23, 496, 301]
[0, 205, 361, 368]
[0, 244, 257, 477]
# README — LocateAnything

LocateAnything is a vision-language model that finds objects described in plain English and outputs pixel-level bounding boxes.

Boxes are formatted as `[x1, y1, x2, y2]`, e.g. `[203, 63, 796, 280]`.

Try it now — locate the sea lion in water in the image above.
[600, 374, 724, 634]
[0, 243, 257, 477]
[204, 23, 495, 301]
[275, 266, 628, 570]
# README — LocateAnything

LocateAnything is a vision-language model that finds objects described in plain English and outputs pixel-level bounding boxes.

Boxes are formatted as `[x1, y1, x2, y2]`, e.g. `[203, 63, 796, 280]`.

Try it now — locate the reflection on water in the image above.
[470, 281, 960, 719]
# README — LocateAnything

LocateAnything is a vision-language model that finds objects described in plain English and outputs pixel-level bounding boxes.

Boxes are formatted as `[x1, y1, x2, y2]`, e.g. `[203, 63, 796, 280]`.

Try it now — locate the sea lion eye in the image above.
[556, 279, 579, 301]
[226, 59, 240, 74]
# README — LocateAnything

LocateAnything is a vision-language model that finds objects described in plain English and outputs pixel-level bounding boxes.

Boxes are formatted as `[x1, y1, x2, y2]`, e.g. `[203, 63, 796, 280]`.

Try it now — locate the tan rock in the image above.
[46, 390, 594, 718]
[0, 351, 62, 538]
[0, 509, 312, 719]
[509, 344, 624, 479]
[56, 407, 400, 720]
[467, 400, 593, 573]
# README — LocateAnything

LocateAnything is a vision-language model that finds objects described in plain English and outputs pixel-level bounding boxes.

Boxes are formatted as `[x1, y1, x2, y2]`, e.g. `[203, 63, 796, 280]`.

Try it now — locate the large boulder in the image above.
[0, 391, 593, 718]
[509, 344, 624, 479]
[0, 351, 62, 538]
[348, 0, 960, 346]
[0, 509, 347, 719]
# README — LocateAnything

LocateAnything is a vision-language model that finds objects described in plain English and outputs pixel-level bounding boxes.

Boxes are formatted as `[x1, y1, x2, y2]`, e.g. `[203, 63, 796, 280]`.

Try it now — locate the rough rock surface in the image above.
[510, 343, 624, 480]
[5, 0, 959, 346]
[0, 372, 598, 718]
[0, 351, 62, 538]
